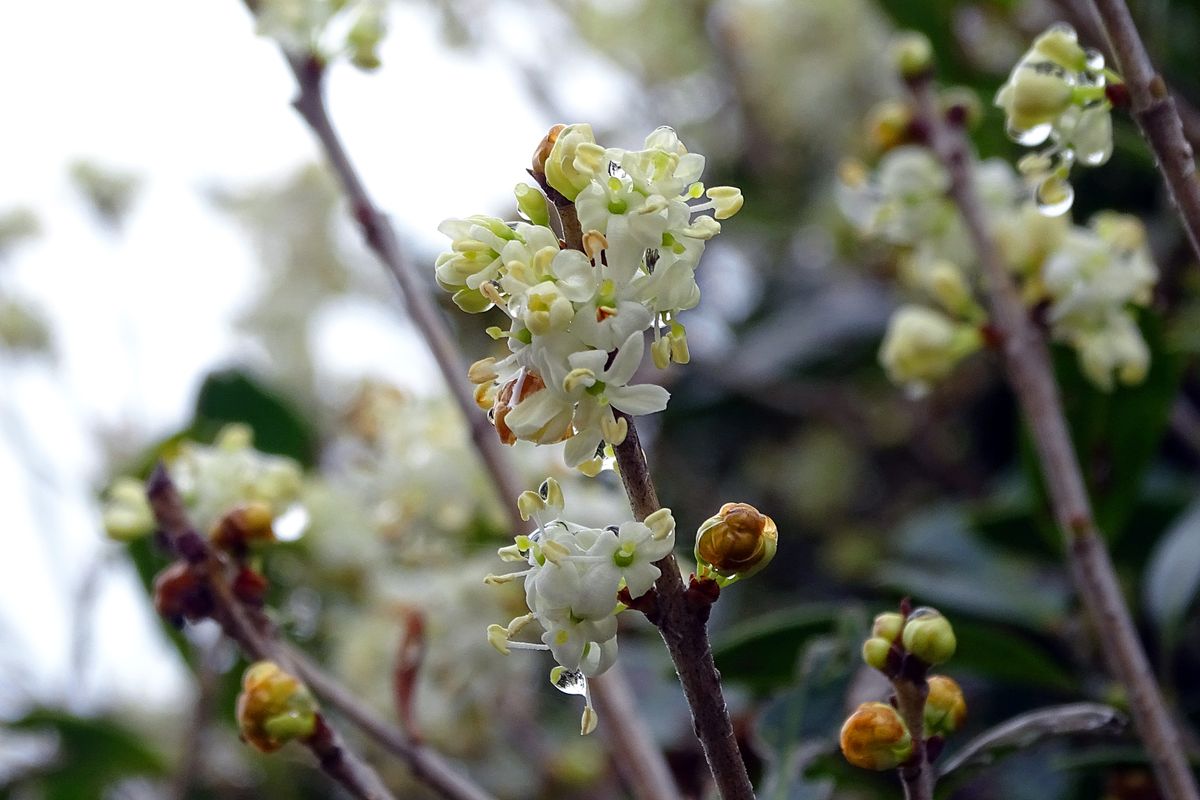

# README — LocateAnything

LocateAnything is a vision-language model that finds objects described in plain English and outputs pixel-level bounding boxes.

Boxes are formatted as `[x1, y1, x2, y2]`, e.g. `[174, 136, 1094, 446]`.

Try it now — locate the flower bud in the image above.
[236, 661, 319, 753]
[872, 612, 904, 642]
[102, 476, 155, 542]
[514, 183, 550, 227]
[695, 502, 778, 582]
[995, 69, 1074, 133]
[153, 562, 211, 625]
[879, 305, 982, 397]
[924, 675, 967, 736]
[862, 637, 892, 671]
[902, 607, 956, 666]
[891, 31, 933, 79]
[840, 702, 913, 771]
[540, 124, 604, 201]
[210, 502, 275, 555]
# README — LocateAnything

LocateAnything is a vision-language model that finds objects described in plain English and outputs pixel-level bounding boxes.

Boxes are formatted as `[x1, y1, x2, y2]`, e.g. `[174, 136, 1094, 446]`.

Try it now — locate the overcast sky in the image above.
[0, 0, 588, 718]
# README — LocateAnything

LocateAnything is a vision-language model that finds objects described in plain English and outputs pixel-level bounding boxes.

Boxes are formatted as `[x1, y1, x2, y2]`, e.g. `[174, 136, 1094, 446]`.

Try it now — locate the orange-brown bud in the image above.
[153, 562, 211, 625]
[531, 124, 566, 182]
[840, 702, 913, 771]
[924, 675, 967, 736]
[211, 502, 275, 555]
[694, 502, 778, 583]
[236, 661, 318, 753]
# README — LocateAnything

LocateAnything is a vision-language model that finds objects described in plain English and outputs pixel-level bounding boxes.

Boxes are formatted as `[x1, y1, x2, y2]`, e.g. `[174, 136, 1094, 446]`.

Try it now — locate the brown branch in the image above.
[892, 677, 932, 800]
[276, 48, 679, 800]
[145, 464, 493, 800]
[611, 414, 756, 800]
[1087, 0, 1200, 267]
[907, 74, 1200, 800]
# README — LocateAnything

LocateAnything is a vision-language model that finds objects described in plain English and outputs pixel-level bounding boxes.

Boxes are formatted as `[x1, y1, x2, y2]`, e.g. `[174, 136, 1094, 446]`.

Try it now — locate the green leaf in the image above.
[711, 604, 845, 693]
[939, 703, 1126, 777]
[192, 368, 317, 466]
[1143, 497, 1200, 647]
[950, 620, 1076, 692]
[754, 635, 858, 800]
[6, 709, 168, 798]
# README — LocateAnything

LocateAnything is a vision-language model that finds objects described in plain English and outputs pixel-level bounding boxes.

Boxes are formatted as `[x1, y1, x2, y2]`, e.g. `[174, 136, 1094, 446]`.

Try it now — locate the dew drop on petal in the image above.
[1085, 48, 1105, 71]
[551, 667, 588, 697]
[1008, 122, 1053, 147]
[1036, 177, 1075, 217]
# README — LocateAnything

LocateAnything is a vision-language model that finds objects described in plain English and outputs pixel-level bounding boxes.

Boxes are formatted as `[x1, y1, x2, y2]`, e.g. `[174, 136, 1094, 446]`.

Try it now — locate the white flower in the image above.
[879, 306, 982, 397]
[584, 515, 676, 600]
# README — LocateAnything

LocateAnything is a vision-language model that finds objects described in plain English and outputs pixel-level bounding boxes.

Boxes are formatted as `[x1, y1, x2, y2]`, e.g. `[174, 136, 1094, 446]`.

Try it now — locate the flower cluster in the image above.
[436, 124, 742, 472]
[253, 0, 387, 70]
[995, 23, 1116, 215]
[843, 606, 965, 772]
[839, 144, 1157, 394]
[485, 479, 675, 734]
[102, 424, 305, 542]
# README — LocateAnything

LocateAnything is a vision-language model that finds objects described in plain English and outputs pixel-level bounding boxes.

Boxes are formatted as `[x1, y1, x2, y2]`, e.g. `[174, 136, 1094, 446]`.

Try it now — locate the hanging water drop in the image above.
[550, 666, 587, 696]
[1009, 122, 1053, 147]
[1036, 176, 1074, 217]
[1085, 48, 1105, 71]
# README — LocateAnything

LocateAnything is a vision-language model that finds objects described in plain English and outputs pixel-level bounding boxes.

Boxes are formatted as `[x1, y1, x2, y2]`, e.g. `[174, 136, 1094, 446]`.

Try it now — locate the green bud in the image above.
[891, 31, 933, 79]
[514, 183, 550, 227]
[236, 661, 318, 753]
[901, 607, 956, 666]
[862, 636, 892, 671]
[872, 612, 904, 642]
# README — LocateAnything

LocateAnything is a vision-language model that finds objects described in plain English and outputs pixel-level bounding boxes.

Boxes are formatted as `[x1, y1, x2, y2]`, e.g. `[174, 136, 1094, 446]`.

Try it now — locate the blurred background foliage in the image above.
[5, 0, 1200, 798]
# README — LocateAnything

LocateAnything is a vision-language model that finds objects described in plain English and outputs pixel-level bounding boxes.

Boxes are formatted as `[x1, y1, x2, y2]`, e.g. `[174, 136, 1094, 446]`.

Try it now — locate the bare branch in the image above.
[906, 73, 1200, 800]
[1087, 0, 1200, 266]
[145, 464, 489, 800]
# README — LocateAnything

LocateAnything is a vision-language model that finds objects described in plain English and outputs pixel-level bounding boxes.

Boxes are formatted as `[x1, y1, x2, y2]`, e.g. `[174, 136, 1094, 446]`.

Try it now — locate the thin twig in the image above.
[1088, 0, 1200, 266]
[145, 464, 474, 800]
[907, 73, 1200, 800]
[892, 678, 932, 800]
[554, 200, 752, 798]
[276, 48, 680, 800]
[1046, 0, 1200, 151]
[611, 414, 756, 800]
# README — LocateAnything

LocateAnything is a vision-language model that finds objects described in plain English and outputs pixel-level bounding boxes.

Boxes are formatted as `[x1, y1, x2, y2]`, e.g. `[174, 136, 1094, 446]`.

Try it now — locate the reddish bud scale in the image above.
[153, 562, 212, 625]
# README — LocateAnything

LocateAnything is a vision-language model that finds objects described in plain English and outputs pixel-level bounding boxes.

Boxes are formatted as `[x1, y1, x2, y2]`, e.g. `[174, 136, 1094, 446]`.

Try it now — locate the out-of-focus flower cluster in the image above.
[485, 480, 676, 735]
[252, 0, 387, 70]
[839, 143, 1157, 394]
[994, 24, 1116, 215]
[436, 124, 742, 472]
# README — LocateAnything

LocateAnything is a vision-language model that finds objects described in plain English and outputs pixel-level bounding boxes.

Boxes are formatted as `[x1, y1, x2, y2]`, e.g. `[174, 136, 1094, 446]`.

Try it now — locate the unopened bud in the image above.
[102, 477, 155, 542]
[862, 636, 892, 671]
[891, 31, 933, 79]
[902, 607, 956, 666]
[872, 612, 904, 642]
[211, 502, 275, 554]
[840, 702, 913, 771]
[540, 124, 603, 201]
[695, 502, 778, 582]
[153, 562, 211, 625]
[236, 662, 318, 753]
[924, 675, 967, 736]
[514, 183, 550, 227]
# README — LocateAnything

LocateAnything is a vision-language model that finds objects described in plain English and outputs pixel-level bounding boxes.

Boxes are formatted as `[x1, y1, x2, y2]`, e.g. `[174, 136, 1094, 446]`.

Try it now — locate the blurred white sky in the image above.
[0, 0, 616, 719]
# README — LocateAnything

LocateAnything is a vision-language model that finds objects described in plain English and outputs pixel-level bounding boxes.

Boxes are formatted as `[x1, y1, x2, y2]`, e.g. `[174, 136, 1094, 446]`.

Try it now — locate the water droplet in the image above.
[274, 505, 310, 542]
[1085, 48, 1105, 71]
[1008, 122, 1053, 147]
[551, 667, 587, 696]
[1047, 22, 1076, 38]
[1079, 145, 1111, 166]
[1036, 177, 1074, 217]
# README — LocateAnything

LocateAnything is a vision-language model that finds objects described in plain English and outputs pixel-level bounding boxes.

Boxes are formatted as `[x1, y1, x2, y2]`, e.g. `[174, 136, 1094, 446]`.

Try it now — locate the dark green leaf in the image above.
[711, 604, 845, 693]
[192, 368, 317, 466]
[939, 703, 1126, 777]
